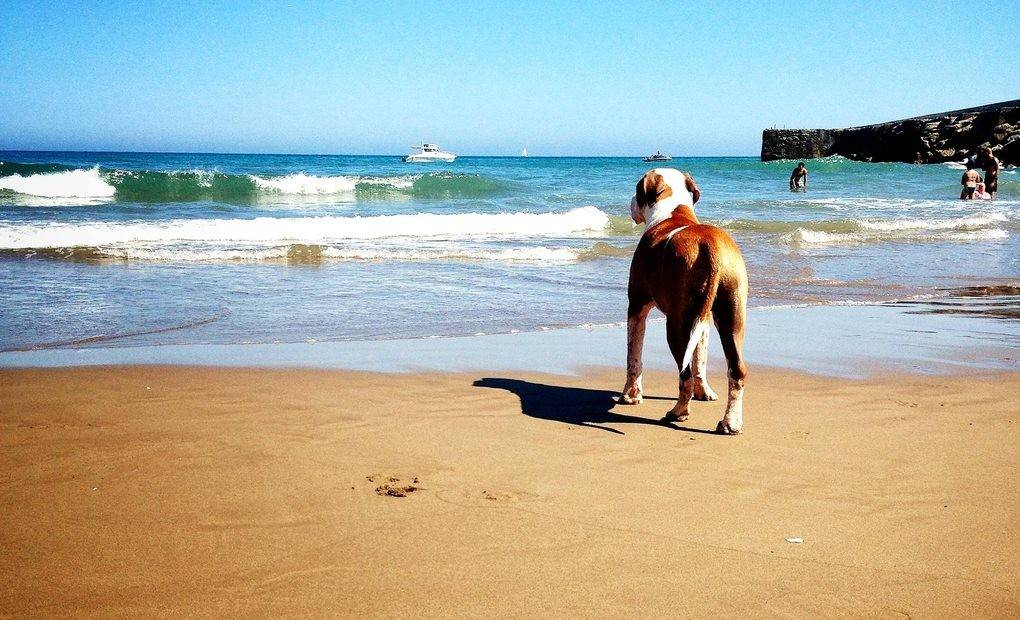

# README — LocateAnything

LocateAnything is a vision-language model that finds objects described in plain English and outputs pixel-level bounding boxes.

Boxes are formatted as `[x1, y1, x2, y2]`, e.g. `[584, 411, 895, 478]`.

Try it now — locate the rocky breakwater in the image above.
[761, 100, 1020, 165]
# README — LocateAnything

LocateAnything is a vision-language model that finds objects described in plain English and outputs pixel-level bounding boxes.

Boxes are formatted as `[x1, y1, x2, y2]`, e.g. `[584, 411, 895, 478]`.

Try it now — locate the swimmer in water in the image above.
[790, 162, 808, 191]
[979, 147, 999, 199]
[960, 168, 982, 200]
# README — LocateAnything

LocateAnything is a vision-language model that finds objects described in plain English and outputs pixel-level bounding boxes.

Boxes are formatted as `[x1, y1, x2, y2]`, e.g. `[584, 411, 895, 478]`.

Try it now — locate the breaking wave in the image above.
[0, 206, 608, 246]
[0, 244, 590, 264]
[716, 212, 1010, 234]
[787, 228, 1008, 246]
[0, 240, 638, 265]
[0, 205, 642, 265]
[772, 212, 1013, 246]
[0, 162, 507, 204]
[0, 167, 116, 200]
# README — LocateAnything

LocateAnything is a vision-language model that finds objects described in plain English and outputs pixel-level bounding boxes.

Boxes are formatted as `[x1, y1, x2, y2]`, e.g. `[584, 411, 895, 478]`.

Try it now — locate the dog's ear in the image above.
[635, 174, 653, 209]
[684, 172, 701, 205]
[636, 172, 671, 209]
[629, 196, 644, 224]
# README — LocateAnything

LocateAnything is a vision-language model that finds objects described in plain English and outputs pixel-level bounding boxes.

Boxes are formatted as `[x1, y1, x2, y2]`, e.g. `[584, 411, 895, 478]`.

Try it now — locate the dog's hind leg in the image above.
[663, 312, 707, 422]
[620, 299, 654, 404]
[690, 323, 719, 401]
[713, 282, 748, 435]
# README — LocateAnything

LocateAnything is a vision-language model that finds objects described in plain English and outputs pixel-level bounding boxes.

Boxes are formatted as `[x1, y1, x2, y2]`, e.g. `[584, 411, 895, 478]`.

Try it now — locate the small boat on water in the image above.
[643, 151, 672, 162]
[403, 143, 457, 163]
[521, 147, 528, 157]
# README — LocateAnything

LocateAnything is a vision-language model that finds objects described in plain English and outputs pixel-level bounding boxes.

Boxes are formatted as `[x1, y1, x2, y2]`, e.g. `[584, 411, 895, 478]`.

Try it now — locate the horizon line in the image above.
[0, 148, 760, 159]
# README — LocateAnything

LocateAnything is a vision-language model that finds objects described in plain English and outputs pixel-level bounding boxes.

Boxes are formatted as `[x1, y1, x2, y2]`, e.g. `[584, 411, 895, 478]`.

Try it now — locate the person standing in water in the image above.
[790, 162, 808, 191]
[979, 146, 1000, 199]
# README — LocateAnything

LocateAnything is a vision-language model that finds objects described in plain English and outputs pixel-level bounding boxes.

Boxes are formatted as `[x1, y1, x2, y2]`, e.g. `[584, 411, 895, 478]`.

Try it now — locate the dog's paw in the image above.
[691, 381, 719, 401]
[716, 420, 742, 435]
[619, 385, 643, 405]
[663, 405, 690, 423]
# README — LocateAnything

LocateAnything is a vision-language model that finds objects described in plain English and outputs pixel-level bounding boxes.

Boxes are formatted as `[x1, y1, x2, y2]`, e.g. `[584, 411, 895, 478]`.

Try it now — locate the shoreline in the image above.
[1, 303, 1015, 377]
[2, 364, 1016, 616]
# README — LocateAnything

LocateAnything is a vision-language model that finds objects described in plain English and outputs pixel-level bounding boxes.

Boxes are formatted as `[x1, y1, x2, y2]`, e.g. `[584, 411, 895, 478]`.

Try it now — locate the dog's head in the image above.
[630, 168, 700, 225]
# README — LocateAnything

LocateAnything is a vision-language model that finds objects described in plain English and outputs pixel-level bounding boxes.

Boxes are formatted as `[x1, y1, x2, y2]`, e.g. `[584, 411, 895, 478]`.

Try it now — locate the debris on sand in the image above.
[482, 489, 526, 503]
[367, 474, 421, 497]
[375, 483, 419, 497]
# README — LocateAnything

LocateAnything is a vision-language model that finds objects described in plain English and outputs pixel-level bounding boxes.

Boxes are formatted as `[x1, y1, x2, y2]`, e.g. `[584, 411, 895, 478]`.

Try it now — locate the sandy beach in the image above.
[3, 3, 1019, 618]
[2, 363, 1017, 616]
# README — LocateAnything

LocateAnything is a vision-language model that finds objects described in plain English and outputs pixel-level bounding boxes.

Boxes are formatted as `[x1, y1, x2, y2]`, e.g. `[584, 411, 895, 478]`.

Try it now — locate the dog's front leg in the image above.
[620, 300, 653, 404]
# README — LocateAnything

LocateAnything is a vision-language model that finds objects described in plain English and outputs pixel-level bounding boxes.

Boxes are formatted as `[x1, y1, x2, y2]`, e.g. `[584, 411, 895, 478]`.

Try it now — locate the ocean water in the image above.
[1, 151, 1017, 352]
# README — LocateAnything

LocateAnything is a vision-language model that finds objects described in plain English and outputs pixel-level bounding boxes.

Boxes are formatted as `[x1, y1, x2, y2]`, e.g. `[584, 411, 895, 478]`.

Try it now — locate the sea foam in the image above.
[781, 211, 1013, 246]
[0, 167, 496, 203]
[0, 206, 612, 248]
[250, 173, 421, 194]
[62, 244, 584, 264]
[0, 168, 115, 199]
[250, 173, 360, 194]
[787, 223, 1010, 246]
[854, 212, 1009, 232]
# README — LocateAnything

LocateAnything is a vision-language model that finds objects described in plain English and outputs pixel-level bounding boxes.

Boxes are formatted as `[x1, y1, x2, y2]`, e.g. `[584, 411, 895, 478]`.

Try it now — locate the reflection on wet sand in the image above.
[892, 285, 1020, 319]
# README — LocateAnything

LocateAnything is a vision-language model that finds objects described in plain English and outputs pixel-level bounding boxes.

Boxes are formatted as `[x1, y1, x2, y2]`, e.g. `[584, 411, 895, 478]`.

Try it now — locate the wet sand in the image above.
[3, 303, 1017, 376]
[2, 365, 1017, 616]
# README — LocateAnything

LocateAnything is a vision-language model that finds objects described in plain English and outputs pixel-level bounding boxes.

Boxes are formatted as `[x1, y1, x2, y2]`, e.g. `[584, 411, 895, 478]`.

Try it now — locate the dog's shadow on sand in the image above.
[472, 378, 718, 435]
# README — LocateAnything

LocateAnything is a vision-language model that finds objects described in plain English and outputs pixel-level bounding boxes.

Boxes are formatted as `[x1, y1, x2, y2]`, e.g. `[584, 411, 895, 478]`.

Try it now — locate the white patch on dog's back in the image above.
[664, 225, 688, 242]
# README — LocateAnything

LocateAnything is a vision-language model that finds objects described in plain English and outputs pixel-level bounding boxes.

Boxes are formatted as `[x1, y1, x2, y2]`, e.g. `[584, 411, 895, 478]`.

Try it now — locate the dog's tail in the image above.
[678, 270, 721, 374]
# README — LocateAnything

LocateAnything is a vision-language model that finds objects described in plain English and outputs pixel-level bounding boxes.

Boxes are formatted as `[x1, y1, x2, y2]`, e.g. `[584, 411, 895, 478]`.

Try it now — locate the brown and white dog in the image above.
[620, 168, 748, 435]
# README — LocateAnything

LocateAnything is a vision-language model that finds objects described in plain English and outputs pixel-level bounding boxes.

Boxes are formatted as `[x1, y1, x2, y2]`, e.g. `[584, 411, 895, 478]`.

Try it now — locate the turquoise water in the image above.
[1, 152, 1017, 351]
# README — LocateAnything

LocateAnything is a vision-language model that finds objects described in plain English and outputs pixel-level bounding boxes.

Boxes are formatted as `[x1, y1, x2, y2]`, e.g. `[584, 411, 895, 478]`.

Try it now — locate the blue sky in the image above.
[2, 1, 1017, 156]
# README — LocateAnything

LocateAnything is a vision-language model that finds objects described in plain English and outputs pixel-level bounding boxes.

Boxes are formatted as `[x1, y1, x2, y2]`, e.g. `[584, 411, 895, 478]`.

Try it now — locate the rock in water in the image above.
[761, 100, 1020, 165]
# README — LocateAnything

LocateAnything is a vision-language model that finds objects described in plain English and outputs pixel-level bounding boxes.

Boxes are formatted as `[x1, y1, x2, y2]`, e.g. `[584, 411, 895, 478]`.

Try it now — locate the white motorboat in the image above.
[403, 143, 457, 163]
[643, 151, 672, 162]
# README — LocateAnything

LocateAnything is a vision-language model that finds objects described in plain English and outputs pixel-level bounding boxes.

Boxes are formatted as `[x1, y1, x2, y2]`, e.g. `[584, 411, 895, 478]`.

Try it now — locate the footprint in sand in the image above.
[367, 474, 422, 498]
[481, 489, 540, 503]
[482, 490, 519, 502]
